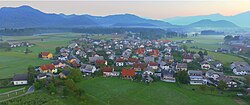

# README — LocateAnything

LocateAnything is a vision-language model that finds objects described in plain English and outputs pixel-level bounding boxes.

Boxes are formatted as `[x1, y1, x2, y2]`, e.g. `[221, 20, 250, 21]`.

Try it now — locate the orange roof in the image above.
[122, 68, 135, 77]
[40, 64, 55, 71]
[41, 52, 51, 56]
[150, 49, 159, 57]
[133, 63, 147, 69]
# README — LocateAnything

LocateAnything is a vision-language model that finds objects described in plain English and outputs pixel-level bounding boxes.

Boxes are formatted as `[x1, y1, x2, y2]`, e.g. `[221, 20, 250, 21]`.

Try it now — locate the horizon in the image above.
[1, 1, 250, 19]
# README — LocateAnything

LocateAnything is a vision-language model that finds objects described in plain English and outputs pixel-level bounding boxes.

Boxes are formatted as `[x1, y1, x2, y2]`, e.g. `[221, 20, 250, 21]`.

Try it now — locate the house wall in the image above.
[13, 80, 28, 85]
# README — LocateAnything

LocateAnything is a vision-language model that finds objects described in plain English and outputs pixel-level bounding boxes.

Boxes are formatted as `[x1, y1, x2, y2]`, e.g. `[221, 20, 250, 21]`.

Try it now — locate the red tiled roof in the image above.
[116, 58, 124, 62]
[128, 58, 138, 63]
[96, 60, 107, 64]
[148, 62, 158, 66]
[41, 52, 51, 56]
[101, 67, 114, 72]
[133, 63, 147, 69]
[122, 68, 135, 77]
[40, 64, 55, 71]
[136, 48, 145, 55]
[150, 49, 159, 57]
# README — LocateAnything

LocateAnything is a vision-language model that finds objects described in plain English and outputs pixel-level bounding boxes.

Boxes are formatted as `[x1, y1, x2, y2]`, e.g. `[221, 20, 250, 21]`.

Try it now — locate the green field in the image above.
[1, 77, 244, 105]
[0, 33, 81, 79]
[74, 77, 239, 105]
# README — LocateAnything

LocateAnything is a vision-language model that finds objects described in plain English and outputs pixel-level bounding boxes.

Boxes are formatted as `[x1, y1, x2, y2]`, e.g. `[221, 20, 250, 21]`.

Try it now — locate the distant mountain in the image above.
[187, 19, 238, 28]
[0, 6, 173, 28]
[163, 12, 250, 28]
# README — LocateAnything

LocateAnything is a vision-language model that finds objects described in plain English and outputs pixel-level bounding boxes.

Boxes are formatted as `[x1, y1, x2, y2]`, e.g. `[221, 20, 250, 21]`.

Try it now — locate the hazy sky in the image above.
[0, 0, 250, 19]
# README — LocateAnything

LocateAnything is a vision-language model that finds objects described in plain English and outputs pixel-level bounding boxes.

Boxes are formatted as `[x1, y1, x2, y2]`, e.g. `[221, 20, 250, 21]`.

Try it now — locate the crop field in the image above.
[0, 33, 81, 79]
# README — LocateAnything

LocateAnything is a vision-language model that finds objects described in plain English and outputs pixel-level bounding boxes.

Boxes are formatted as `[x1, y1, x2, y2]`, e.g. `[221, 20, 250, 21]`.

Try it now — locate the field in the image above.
[1, 77, 244, 105]
[167, 35, 230, 50]
[0, 33, 81, 79]
[75, 77, 240, 105]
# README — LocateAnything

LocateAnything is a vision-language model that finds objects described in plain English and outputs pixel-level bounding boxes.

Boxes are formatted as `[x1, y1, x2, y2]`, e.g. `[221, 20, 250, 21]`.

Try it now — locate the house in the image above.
[58, 55, 67, 61]
[231, 62, 250, 75]
[176, 63, 188, 71]
[150, 49, 160, 57]
[89, 56, 104, 63]
[116, 58, 124, 66]
[59, 70, 71, 79]
[101, 67, 120, 77]
[162, 70, 176, 82]
[183, 54, 193, 63]
[136, 48, 145, 57]
[201, 61, 211, 70]
[204, 55, 214, 62]
[39, 64, 57, 73]
[164, 55, 174, 63]
[205, 70, 224, 80]
[52, 61, 66, 68]
[36, 73, 47, 80]
[193, 54, 200, 59]
[159, 61, 170, 70]
[143, 67, 154, 75]
[13, 74, 28, 85]
[188, 70, 207, 85]
[133, 63, 147, 71]
[122, 68, 136, 79]
[148, 62, 158, 70]
[80, 64, 97, 74]
[212, 61, 223, 68]
[40, 52, 53, 59]
[217, 76, 237, 88]
[96, 60, 108, 66]
[126, 58, 138, 65]
[144, 56, 155, 63]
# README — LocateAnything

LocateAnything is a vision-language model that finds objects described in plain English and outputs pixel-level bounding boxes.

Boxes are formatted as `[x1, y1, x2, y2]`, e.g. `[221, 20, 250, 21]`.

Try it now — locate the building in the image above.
[39, 64, 57, 73]
[40, 52, 53, 59]
[122, 68, 136, 79]
[13, 74, 28, 85]
[148, 62, 158, 70]
[231, 62, 250, 75]
[201, 61, 211, 70]
[188, 70, 207, 85]
[116, 58, 124, 66]
[101, 67, 120, 77]
[176, 63, 188, 71]
[162, 70, 176, 82]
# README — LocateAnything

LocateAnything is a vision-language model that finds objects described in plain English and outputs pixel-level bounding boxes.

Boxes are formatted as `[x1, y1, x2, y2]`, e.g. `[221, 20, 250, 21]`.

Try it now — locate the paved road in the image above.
[26, 85, 34, 94]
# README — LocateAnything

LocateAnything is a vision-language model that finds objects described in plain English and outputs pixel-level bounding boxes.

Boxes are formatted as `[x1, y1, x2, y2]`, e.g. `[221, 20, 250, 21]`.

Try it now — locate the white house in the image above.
[13, 74, 28, 85]
[231, 62, 250, 75]
[116, 58, 124, 66]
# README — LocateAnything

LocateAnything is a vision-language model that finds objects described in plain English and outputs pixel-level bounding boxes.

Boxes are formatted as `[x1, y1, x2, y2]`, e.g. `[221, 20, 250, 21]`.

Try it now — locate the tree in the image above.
[55, 47, 62, 54]
[209, 86, 216, 93]
[68, 68, 82, 83]
[217, 80, 227, 90]
[27, 65, 37, 84]
[181, 45, 188, 51]
[64, 79, 78, 93]
[25, 48, 32, 54]
[245, 75, 250, 87]
[199, 85, 207, 91]
[34, 81, 42, 90]
[188, 60, 202, 70]
[204, 50, 208, 55]
[47, 82, 56, 94]
[175, 71, 190, 84]
[198, 51, 204, 59]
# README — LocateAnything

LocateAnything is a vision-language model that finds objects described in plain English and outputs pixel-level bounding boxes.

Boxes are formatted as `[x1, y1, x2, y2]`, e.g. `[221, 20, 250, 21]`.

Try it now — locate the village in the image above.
[7, 34, 249, 95]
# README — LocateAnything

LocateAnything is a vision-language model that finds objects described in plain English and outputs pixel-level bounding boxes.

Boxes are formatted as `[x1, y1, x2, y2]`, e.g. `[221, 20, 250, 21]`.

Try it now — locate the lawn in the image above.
[0, 33, 80, 79]
[73, 77, 239, 105]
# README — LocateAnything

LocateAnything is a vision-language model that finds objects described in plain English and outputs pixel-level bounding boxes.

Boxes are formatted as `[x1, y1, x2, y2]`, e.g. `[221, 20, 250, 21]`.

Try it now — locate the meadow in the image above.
[2, 77, 244, 105]
[0, 33, 81, 79]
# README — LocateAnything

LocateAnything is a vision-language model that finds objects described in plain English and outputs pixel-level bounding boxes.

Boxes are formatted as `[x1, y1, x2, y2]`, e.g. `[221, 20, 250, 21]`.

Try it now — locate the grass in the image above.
[73, 77, 239, 105]
[0, 86, 26, 94]
[0, 33, 81, 79]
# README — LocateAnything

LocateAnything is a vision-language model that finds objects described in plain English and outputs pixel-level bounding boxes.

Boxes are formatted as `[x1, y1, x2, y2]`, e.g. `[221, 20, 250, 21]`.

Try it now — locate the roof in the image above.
[102, 67, 114, 72]
[41, 52, 51, 56]
[150, 49, 159, 57]
[136, 48, 145, 55]
[40, 64, 55, 71]
[128, 58, 138, 63]
[188, 70, 203, 76]
[13, 74, 28, 81]
[122, 68, 135, 76]
[162, 70, 175, 77]
[148, 62, 158, 66]
[116, 58, 124, 62]
[176, 63, 187, 68]
[89, 56, 104, 62]
[62, 70, 71, 76]
[96, 60, 107, 64]
[133, 63, 147, 69]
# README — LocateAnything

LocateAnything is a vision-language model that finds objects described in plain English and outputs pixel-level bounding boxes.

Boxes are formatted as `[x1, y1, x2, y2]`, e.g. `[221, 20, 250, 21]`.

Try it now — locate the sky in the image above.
[0, 0, 250, 19]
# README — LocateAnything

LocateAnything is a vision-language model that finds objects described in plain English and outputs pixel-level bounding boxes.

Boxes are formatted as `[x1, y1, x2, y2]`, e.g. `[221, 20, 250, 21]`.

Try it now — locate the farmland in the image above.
[0, 33, 81, 79]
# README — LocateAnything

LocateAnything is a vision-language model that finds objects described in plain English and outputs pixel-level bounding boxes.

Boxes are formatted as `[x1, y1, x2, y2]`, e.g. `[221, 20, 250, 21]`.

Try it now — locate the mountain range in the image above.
[0, 5, 244, 29]
[163, 12, 250, 28]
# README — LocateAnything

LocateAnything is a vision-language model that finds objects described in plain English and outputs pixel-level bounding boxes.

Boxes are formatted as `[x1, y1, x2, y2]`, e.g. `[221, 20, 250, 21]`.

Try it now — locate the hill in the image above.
[163, 12, 250, 27]
[0, 6, 173, 28]
[187, 19, 238, 28]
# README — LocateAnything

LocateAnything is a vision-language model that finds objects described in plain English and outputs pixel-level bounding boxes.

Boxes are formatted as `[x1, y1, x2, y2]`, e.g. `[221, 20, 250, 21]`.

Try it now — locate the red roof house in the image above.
[122, 68, 136, 78]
